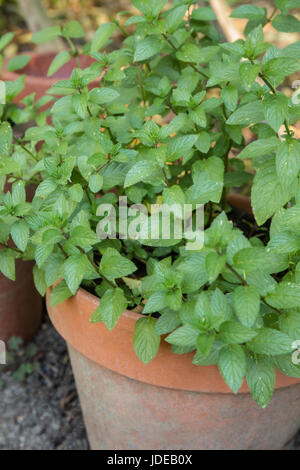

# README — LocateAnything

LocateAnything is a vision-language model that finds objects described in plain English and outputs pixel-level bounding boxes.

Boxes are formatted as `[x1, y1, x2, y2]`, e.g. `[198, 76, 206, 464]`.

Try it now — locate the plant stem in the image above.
[15, 139, 39, 162]
[162, 33, 209, 80]
[225, 261, 282, 315]
[258, 72, 291, 137]
[0, 243, 22, 254]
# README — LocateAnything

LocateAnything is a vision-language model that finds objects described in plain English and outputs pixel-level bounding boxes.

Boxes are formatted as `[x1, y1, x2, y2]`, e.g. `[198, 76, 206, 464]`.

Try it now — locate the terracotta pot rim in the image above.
[47, 283, 299, 395]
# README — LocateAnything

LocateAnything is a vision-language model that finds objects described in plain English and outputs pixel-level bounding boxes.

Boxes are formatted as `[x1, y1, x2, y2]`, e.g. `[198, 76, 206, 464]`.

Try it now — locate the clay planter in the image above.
[3, 52, 97, 104]
[47, 288, 300, 450]
[0, 184, 42, 344]
[47, 192, 300, 451]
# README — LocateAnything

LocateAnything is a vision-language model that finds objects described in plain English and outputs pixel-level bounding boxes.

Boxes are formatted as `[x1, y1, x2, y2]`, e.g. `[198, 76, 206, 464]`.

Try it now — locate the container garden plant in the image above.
[1, 0, 300, 450]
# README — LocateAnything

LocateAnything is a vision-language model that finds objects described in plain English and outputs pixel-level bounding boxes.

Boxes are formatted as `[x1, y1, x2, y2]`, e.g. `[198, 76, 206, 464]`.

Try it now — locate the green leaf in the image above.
[246, 355, 275, 408]
[265, 282, 300, 309]
[272, 14, 300, 32]
[195, 131, 211, 154]
[89, 87, 120, 105]
[165, 324, 199, 348]
[252, 158, 292, 225]
[0, 250, 15, 281]
[176, 252, 209, 293]
[276, 139, 300, 192]
[0, 122, 13, 157]
[31, 26, 61, 44]
[89, 174, 103, 193]
[69, 225, 99, 247]
[35, 179, 57, 198]
[247, 328, 294, 355]
[262, 93, 288, 132]
[154, 310, 181, 335]
[262, 57, 300, 86]
[186, 156, 224, 204]
[124, 161, 164, 187]
[62, 20, 84, 38]
[165, 5, 188, 33]
[49, 280, 73, 307]
[273, 354, 300, 378]
[238, 137, 279, 159]
[231, 5, 266, 20]
[48, 51, 72, 76]
[162, 185, 185, 208]
[11, 220, 29, 252]
[69, 184, 83, 203]
[191, 6, 217, 21]
[91, 23, 116, 52]
[35, 244, 54, 268]
[210, 289, 233, 327]
[233, 246, 288, 274]
[72, 93, 88, 119]
[63, 253, 88, 295]
[12, 180, 26, 206]
[133, 317, 161, 364]
[143, 291, 167, 314]
[197, 332, 215, 357]
[239, 62, 260, 91]
[279, 311, 300, 340]
[176, 44, 219, 64]
[218, 344, 246, 394]
[221, 85, 238, 112]
[226, 100, 264, 126]
[244, 25, 268, 59]
[275, 0, 300, 14]
[233, 286, 260, 328]
[0, 32, 14, 52]
[90, 287, 127, 330]
[33, 265, 47, 297]
[218, 321, 257, 344]
[6, 55, 30, 72]
[205, 252, 226, 283]
[134, 36, 162, 62]
[100, 247, 137, 281]
[189, 105, 207, 128]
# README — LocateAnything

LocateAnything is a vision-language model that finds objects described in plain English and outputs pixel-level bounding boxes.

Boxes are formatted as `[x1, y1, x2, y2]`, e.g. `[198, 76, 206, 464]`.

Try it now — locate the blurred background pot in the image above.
[3, 52, 97, 103]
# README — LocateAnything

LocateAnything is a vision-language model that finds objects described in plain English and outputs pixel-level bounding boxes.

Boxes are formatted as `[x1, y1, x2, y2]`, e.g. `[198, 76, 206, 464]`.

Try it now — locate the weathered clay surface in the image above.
[68, 344, 300, 450]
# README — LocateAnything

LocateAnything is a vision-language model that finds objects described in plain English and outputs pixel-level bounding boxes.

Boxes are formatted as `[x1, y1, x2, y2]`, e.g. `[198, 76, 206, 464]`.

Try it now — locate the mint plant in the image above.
[1, 0, 300, 408]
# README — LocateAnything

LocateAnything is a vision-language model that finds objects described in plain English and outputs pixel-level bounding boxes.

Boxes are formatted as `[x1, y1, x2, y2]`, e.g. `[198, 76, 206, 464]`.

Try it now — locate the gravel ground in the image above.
[0, 315, 89, 450]
[0, 315, 299, 450]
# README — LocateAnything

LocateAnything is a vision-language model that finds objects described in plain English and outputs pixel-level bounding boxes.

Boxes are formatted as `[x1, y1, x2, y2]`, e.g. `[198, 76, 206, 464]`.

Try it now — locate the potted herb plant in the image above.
[1, 0, 300, 450]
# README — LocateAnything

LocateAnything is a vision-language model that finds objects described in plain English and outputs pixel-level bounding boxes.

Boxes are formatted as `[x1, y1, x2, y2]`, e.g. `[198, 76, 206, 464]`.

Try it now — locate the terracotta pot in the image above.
[0, 184, 42, 344]
[47, 290, 300, 449]
[2, 52, 97, 103]
[0, 260, 42, 344]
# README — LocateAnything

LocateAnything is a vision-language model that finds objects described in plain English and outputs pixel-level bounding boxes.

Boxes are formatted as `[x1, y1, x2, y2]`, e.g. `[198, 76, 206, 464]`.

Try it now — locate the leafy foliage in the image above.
[1, 1, 300, 408]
